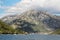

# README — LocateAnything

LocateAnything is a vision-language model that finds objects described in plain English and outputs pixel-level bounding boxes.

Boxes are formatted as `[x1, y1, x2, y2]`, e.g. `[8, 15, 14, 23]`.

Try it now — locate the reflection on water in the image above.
[0, 34, 60, 40]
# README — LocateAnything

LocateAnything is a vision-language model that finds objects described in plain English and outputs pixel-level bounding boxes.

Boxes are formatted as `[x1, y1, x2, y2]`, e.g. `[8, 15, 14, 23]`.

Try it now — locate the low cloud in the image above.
[1, 0, 60, 17]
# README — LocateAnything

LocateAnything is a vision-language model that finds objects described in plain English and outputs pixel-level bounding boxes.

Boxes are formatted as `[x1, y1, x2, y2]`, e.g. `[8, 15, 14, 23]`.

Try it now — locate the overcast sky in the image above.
[0, 0, 60, 18]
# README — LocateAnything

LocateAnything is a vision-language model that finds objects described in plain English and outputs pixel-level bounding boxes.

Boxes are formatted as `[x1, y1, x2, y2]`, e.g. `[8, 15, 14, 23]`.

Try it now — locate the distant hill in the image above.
[1, 9, 60, 34]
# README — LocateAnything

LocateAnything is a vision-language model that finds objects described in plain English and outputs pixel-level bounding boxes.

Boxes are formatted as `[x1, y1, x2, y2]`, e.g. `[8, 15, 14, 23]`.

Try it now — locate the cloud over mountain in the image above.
[1, 0, 60, 18]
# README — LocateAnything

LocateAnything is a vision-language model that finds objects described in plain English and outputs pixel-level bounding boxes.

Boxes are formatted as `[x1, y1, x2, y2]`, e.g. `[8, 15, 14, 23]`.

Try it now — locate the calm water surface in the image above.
[0, 34, 60, 40]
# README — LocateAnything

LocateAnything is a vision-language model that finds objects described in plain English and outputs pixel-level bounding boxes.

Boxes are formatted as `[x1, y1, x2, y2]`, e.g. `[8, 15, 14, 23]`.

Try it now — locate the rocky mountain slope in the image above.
[1, 9, 60, 34]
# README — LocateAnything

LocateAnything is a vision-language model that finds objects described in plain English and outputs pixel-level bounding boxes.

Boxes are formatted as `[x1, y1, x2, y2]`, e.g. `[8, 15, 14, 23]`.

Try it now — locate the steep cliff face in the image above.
[1, 9, 60, 33]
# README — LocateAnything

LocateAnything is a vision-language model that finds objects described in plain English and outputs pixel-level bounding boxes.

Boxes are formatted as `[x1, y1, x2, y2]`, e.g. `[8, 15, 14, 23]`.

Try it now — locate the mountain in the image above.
[1, 9, 60, 34]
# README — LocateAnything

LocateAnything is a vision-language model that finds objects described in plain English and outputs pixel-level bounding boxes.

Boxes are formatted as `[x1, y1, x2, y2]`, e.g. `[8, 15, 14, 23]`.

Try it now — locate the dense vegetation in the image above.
[0, 20, 25, 34]
[52, 29, 60, 34]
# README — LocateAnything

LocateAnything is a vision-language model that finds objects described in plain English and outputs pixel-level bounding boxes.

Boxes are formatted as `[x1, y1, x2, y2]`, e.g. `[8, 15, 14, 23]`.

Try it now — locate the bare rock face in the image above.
[1, 9, 60, 33]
